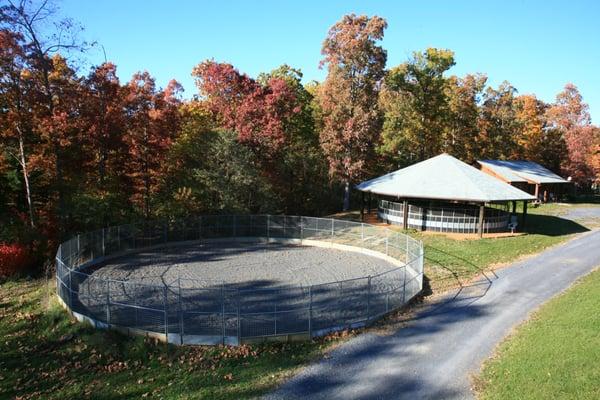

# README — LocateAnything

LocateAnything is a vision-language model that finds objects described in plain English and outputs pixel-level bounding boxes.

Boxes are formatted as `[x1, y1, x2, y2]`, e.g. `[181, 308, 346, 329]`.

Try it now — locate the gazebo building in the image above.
[356, 154, 536, 237]
[477, 160, 570, 202]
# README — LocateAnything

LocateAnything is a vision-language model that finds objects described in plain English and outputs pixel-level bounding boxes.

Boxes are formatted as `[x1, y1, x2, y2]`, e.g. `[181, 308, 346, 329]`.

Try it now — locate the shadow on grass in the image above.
[524, 213, 589, 236]
[566, 194, 600, 204]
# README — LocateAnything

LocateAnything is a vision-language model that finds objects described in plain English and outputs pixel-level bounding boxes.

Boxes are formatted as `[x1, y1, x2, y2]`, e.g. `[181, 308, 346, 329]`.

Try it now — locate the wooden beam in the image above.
[367, 192, 372, 214]
[534, 184, 540, 200]
[478, 203, 485, 238]
[512, 200, 517, 214]
[402, 200, 408, 230]
[522, 201, 528, 229]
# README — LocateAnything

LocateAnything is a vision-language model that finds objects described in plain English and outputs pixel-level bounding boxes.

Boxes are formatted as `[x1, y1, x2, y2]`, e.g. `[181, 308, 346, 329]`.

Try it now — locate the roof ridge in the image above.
[446, 156, 491, 202]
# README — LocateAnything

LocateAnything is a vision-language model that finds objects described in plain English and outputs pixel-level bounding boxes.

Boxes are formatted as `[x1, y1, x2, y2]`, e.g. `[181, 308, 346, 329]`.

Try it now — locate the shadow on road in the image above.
[270, 280, 492, 399]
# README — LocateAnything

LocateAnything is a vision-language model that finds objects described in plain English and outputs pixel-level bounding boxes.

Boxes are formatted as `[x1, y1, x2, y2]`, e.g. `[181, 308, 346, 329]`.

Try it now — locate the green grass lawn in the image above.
[475, 268, 600, 400]
[0, 279, 349, 400]
[418, 207, 590, 293]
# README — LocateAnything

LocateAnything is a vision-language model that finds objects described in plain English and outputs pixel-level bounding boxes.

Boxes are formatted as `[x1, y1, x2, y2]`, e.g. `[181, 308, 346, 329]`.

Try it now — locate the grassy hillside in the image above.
[476, 268, 600, 399]
[0, 279, 348, 400]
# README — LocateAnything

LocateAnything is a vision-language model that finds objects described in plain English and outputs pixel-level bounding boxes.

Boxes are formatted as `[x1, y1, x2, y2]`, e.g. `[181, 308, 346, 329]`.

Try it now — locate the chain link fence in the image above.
[56, 215, 424, 345]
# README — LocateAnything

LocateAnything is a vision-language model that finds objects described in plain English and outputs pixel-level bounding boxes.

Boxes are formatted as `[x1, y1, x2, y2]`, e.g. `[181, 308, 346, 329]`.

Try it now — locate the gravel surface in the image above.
[265, 229, 600, 400]
[70, 241, 412, 338]
[89, 241, 398, 288]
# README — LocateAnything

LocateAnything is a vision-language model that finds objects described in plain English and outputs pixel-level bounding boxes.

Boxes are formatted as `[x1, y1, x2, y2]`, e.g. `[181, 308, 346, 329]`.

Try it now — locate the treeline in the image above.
[1, 4, 599, 272]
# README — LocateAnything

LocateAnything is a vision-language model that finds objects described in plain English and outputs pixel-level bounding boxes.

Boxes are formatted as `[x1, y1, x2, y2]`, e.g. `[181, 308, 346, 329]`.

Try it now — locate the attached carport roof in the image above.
[356, 154, 536, 203]
[477, 160, 570, 184]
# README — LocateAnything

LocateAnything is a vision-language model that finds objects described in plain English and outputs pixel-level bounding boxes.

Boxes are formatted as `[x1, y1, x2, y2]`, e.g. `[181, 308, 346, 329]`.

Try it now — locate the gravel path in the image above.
[91, 242, 398, 289]
[265, 228, 600, 400]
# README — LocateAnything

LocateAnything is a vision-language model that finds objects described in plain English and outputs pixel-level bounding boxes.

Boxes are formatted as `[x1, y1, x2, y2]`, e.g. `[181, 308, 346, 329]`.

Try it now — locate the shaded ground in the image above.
[267, 209, 600, 399]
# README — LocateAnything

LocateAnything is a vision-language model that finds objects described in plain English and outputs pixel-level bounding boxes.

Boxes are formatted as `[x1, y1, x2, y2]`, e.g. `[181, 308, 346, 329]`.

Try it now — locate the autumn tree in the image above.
[478, 81, 520, 159]
[513, 95, 546, 160]
[546, 84, 596, 186]
[589, 127, 600, 185]
[1, 0, 88, 237]
[83, 63, 126, 187]
[380, 48, 455, 166]
[192, 61, 334, 213]
[319, 14, 387, 210]
[0, 29, 36, 228]
[444, 73, 487, 162]
[123, 72, 182, 219]
[257, 65, 331, 214]
[160, 128, 278, 217]
[192, 60, 300, 160]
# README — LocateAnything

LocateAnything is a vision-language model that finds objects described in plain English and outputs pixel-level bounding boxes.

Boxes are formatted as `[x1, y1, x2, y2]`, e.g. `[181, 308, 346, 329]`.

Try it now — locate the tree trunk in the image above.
[18, 129, 35, 228]
[343, 180, 350, 211]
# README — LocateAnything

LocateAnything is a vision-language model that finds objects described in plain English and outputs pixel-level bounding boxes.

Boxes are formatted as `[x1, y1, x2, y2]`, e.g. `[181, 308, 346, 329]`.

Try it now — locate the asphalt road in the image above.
[266, 227, 600, 400]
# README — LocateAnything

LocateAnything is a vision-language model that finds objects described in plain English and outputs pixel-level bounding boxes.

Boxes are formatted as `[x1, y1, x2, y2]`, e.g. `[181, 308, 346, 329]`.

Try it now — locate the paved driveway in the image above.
[266, 227, 600, 400]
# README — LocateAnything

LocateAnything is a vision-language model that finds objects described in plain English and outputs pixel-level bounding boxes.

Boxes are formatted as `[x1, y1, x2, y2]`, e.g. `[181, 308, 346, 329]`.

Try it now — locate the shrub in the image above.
[0, 243, 31, 277]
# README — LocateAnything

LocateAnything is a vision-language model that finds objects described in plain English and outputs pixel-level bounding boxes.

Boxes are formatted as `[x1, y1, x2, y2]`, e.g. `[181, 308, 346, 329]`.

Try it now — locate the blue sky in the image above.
[62, 0, 600, 122]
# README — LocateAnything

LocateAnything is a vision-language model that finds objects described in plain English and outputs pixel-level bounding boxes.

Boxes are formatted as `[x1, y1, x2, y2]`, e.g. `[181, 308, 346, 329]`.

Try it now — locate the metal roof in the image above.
[356, 154, 536, 203]
[477, 160, 569, 184]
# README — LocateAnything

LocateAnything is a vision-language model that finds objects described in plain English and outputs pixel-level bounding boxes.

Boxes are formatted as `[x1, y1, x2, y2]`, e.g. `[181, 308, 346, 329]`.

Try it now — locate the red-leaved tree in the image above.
[318, 14, 387, 210]
[192, 60, 300, 159]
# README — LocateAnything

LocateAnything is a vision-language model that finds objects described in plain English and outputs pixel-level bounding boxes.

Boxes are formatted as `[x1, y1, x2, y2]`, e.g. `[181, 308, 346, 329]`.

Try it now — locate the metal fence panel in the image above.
[55, 214, 424, 345]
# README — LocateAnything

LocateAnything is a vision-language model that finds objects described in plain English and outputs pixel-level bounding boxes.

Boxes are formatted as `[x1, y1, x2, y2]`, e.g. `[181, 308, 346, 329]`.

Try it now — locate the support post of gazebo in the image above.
[522, 200, 528, 229]
[512, 200, 517, 214]
[402, 200, 408, 230]
[368, 192, 372, 215]
[360, 191, 365, 221]
[478, 203, 485, 238]
[534, 184, 540, 200]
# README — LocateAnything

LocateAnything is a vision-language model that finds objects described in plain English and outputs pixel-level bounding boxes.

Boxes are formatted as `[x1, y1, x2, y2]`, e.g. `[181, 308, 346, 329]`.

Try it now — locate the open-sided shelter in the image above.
[477, 160, 570, 202]
[356, 154, 536, 237]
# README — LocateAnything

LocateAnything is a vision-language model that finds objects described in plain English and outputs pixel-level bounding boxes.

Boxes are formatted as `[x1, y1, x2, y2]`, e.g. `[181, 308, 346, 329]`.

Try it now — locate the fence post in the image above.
[106, 279, 111, 327]
[402, 266, 407, 303]
[267, 215, 271, 240]
[406, 234, 409, 264]
[163, 285, 169, 343]
[330, 219, 334, 243]
[237, 288, 241, 344]
[221, 283, 226, 345]
[385, 293, 389, 313]
[366, 276, 371, 322]
[308, 286, 313, 339]
[102, 228, 106, 257]
[178, 277, 184, 345]
[198, 216, 202, 240]
[68, 267, 73, 310]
